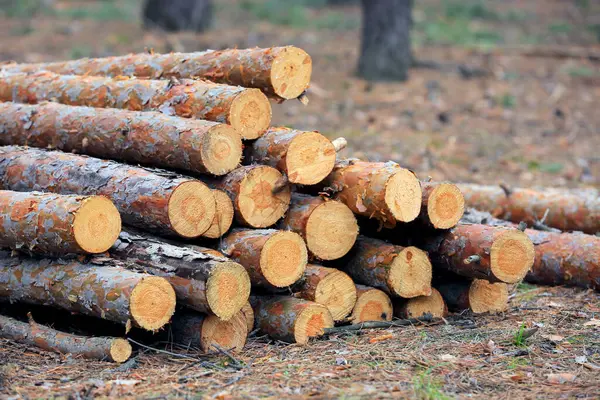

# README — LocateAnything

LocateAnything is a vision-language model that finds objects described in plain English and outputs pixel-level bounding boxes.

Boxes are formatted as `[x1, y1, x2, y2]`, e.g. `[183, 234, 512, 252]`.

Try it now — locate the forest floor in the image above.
[0, 0, 599, 398]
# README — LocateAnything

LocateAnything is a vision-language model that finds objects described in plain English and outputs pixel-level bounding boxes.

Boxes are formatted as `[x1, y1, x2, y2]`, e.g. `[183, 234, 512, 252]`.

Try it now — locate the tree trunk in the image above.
[143, 0, 213, 33]
[0, 190, 120, 255]
[350, 284, 393, 323]
[0, 71, 271, 139]
[358, 0, 413, 81]
[0, 146, 216, 238]
[436, 279, 508, 314]
[393, 288, 447, 319]
[0, 102, 242, 176]
[419, 182, 465, 229]
[169, 310, 247, 352]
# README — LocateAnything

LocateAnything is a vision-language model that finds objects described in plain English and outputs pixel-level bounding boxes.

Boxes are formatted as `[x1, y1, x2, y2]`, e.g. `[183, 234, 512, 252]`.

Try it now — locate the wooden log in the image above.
[245, 127, 336, 185]
[202, 190, 234, 239]
[0, 146, 216, 238]
[0, 190, 121, 255]
[170, 311, 247, 352]
[393, 288, 447, 319]
[0, 71, 271, 139]
[321, 159, 422, 226]
[240, 302, 254, 333]
[218, 229, 307, 288]
[110, 231, 250, 320]
[211, 165, 291, 228]
[423, 224, 535, 284]
[279, 193, 358, 260]
[331, 236, 432, 298]
[2, 46, 312, 100]
[0, 313, 132, 363]
[0, 102, 242, 176]
[0, 253, 176, 331]
[436, 279, 508, 314]
[350, 285, 393, 324]
[457, 183, 600, 234]
[251, 296, 333, 344]
[292, 265, 357, 321]
[420, 182, 465, 229]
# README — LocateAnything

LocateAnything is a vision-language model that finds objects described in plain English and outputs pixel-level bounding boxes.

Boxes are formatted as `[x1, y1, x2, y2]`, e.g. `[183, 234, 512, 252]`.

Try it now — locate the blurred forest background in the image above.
[0, 0, 599, 188]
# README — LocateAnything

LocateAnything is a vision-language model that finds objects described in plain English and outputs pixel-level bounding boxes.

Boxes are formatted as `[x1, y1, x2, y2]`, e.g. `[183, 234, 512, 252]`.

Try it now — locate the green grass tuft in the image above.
[412, 368, 452, 400]
[513, 323, 528, 347]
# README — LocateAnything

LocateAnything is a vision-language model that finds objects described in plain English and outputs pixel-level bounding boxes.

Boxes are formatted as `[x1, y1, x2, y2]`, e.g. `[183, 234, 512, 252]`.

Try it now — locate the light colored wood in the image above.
[490, 230, 535, 283]
[425, 183, 465, 229]
[228, 89, 272, 139]
[270, 47, 312, 99]
[469, 279, 509, 314]
[305, 200, 358, 260]
[387, 246, 433, 298]
[129, 276, 177, 331]
[72, 196, 122, 253]
[202, 190, 234, 239]
[351, 285, 393, 323]
[200, 312, 248, 352]
[397, 288, 447, 319]
[200, 123, 243, 175]
[205, 261, 251, 321]
[261, 231, 308, 287]
[293, 303, 334, 345]
[240, 302, 254, 333]
[167, 181, 216, 238]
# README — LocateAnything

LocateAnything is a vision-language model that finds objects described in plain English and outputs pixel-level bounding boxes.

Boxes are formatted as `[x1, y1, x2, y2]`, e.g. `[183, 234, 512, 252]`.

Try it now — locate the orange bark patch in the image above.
[10, 200, 37, 221]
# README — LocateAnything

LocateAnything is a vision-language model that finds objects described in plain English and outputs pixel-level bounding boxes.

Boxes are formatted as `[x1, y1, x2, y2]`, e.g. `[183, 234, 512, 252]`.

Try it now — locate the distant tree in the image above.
[357, 0, 413, 81]
[143, 0, 213, 33]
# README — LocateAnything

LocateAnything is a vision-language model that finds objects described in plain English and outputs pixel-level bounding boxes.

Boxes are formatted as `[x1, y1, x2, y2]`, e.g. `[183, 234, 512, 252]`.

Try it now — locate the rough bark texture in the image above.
[143, 0, 213, 33]
[0, 146, 215, 238]
[0, 102, 242, 176]
[0, 314, 131, 363]
[358, 0, 413, 81]
[458, 183, 600, 234]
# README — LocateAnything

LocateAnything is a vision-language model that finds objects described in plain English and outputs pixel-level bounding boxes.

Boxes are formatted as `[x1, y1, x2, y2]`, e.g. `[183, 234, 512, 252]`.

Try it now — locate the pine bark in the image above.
[0, 102, 242, 176]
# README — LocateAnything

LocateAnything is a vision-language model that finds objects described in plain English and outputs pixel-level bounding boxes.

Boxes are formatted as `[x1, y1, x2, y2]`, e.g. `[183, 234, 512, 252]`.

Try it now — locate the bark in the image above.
[0, 146, 215, 238]
[0, 252, 176, 331]
[436, 278, 508, 314]
[0, 71, 271, 139]
[0, 314, 132, 363]
[458, 183, 600, 234]
[419, 181, 465, 229]
[143, 0, 213, 33]
[358, 0, 413, 81]
[393, 288, 448, 319]
[0, 102, 242, 176]
[169, 310, 247, 352]
[0, 190, 120, 255]
[2, 46, 312, 100]
[350, 284, 393, 323]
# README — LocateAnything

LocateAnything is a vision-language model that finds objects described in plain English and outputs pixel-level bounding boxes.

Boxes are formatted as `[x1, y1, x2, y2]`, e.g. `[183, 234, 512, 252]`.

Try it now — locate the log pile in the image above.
[0, 46, 595, 362]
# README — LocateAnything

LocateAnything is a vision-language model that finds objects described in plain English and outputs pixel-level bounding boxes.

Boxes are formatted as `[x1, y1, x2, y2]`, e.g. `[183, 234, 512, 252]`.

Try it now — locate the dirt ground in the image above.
[0, 0, 599, 398]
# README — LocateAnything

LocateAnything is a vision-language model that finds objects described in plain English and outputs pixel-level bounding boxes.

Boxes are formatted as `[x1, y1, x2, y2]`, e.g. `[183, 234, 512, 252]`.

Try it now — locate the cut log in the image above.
[436, 279, 508, 314]
[0, 253, 176, 331]
[424, 223, 535, 284]
[458, 183, 600, 234]
[393, 288, 447, 319]
[420, 182, 465, 229]
[3, 46, 312, 100]
[110, 231, 250, 320]
[322, 160, 422, 226]
[331, 236, 432, 298]
[202, 190, 234, 239]
[279, 193, 358, 260]
[292, 265, 357, 321]
[245, 127, 336, 185]
[0, 190, 121, 255]
[170, 311, 247, 352]
[211, 165, 291, 228]
[350, 285, 393, 323]
[0, 71, 271, 139]
[218, 229, 307, 288]
[0, 102, 242, 176]
[251, 296, 333, 344]
[0, 146, 215, 238]
[0, 313, 132, 363]
[240, 302, 254, 333]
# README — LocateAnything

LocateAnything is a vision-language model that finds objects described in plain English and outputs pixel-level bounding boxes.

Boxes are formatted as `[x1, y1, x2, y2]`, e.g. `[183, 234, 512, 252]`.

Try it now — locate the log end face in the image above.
[294, 304, 333, 345]
[238, 166, 291, 228]
[402, 288, 448, 319]
[351, 288, 393, 323]
[286, 131, 336, 185]
[202, 124, 243, 176]
[491, 230, 535, 283]
[130, 276, 176, 331]
[202, 190, 234, 239]
[389, 247, 433, 298]
[271, 46, 312, 99]
[261, 231, 307, 287]
[385, 168, 422, 223]
[306, 200, 358, 260]
[109, 338, 133, 363]
[168, 181, 216, 238]
[206, 261, 251, 321]
[200, 312, 248, 353]
[314, 269, 357, 321]
[427, 183, 465, 229]
[229, 89, 272, 139]
[240, 302, 254, 333]
[468, 279, 509, 313]
[73, 196, 122, 254]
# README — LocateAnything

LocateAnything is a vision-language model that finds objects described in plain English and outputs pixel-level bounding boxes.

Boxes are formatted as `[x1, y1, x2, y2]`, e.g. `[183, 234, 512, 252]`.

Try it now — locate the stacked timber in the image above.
[0, 46, 593, 362]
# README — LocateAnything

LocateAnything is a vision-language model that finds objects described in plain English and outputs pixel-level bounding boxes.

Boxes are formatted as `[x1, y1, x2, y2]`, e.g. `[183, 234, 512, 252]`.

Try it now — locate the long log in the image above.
[393, 288, 448, 319]
[202, 190, 234, 239]
[2, 46, 312, 100]
[0, 313, 132, 363]
[350, 285, 393, 324]
[0, 102, 242, 176]
[292, 265, 357, 321]
[458, 183, 600, 234]
[0, 190, 121, 255]
[330, 236, 432, 298]
[419, 182, 465, 229]
[251, 296, 333, 344]
[0, 146, 216, 238]
[170, 311, 247, 352]
[0, 71, 271, 139]
[436, 279, 508, 314]
[279, 193, 358, 260]
[245, 127, 336, 185]
[110, 231, 250, 320]
[218, 229, 307, 288]
[0, 253, 176, 331]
